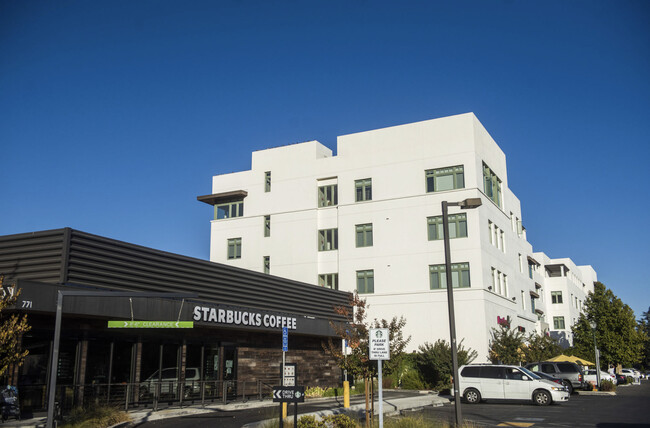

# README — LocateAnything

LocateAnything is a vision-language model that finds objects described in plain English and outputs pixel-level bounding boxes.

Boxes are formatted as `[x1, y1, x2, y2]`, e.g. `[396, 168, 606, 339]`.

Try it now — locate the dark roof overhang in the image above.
[197, 190, 248, 206]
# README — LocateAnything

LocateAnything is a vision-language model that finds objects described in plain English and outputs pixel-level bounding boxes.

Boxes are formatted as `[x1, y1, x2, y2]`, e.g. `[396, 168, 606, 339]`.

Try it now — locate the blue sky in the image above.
[1, 1, 648, 317]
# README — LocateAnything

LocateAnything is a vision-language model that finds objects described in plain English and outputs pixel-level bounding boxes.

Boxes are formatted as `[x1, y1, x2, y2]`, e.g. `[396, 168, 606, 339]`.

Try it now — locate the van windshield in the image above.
[519, 367, 541, 379]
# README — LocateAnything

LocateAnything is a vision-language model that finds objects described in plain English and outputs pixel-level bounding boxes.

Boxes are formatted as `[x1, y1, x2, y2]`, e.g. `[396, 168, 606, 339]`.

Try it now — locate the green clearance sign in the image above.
[107, 321, 194, 329]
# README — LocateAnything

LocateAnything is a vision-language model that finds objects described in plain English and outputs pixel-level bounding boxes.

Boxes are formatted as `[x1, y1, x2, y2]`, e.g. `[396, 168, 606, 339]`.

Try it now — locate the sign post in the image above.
[280, 327, 289, 427]
[369, 328, 390, 428]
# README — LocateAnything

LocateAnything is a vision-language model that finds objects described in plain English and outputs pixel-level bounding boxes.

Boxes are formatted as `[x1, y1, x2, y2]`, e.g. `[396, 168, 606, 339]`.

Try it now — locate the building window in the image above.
[528, 262, 534, 279]
[429, 263, 470, 289]
[428, 214, 467, 240]
[265, 171, 271, 192]
[488, 221, 505, 252]
[425, 165, 464, 192]
[355, 179, 372, 202]
[531, 296, 536, 313]
[521, 291, 526, 310]
[263, 256, 270, 274]
[264, 215, 271, 237]
[355, 223, 373, 247]
[356, 270, 374, 294]
[318, 228, 338, 251]
[518, 254, 523, 273]
[318, 184, 338, 207]
[551, 291, 563, 304]
[318, 273, 339, 290]
[553, 316, 565, 330]
[215, 201, 244, 220]
[482, 162, 502, 207]
[227, 238, 242, 260]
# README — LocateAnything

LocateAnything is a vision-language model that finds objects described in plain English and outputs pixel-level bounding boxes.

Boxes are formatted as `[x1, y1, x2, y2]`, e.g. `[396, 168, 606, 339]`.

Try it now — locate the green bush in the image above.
[322, 414, 358, 428]
[399, 367, 427, 390]
[59, 405, 130, 428]
[298, 415, 325, 428]
[599, 379, 616, 392]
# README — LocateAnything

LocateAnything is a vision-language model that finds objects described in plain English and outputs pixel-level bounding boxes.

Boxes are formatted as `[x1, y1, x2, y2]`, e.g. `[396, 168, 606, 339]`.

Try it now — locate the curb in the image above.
[242, 395, 449, 428]
[576, 390, 616, 396]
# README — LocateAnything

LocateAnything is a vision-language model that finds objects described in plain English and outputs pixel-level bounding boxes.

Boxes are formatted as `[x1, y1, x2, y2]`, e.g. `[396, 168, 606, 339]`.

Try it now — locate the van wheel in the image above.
[464, 388, 481, 404]
[533, 390, 551, 406]
[562, 380, 573, 394]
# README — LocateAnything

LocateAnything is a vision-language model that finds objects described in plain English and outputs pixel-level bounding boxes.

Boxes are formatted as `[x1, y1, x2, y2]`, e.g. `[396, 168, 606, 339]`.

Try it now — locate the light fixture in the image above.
[441, 197, 482, 427]
[488, 286, 492, 291]
[512, 297, 516, 301]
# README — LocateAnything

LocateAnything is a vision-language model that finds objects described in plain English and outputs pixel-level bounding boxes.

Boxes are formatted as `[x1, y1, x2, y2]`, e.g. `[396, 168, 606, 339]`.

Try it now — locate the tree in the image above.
[323, 292, 411, 380]
[522, 332, 562, 364]
[487, 316, 525, 364]
[637, 307, 650, 369]
[415, 339, 477, 391]
[571, 282, 645, 368]
[323, 292, 410, 424]
[0, 276, 31, 380]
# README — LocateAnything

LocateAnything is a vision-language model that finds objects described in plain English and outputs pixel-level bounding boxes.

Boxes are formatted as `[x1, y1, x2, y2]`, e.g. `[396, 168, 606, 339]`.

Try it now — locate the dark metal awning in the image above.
[197, 190, 248, 206]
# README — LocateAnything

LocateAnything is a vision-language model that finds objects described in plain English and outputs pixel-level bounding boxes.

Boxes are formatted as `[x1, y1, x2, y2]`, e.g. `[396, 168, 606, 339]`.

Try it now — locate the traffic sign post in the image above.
[369, 328, 390, 428]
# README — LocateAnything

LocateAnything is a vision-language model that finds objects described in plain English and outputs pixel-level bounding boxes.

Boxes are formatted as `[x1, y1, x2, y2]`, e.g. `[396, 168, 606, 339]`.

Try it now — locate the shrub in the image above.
[415, 340, 477, 391]
[298, 415, 325, 428]
[400, 367, 427, 390]
[60, 405, 130, 428]
[322, 414, 358, 428]
[599, 379, 616, 392]
[305, 386, 331, 398]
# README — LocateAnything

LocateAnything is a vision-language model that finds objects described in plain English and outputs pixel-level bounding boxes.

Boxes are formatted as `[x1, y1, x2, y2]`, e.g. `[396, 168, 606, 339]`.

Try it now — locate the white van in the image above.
[458, 364, 569, 406]
[139, 367, 201, 399]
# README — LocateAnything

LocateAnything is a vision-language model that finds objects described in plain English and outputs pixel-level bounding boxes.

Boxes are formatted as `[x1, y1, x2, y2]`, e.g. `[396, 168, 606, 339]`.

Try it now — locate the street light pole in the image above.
[589, 320, 600, 389]
[441, 197, 481, 427]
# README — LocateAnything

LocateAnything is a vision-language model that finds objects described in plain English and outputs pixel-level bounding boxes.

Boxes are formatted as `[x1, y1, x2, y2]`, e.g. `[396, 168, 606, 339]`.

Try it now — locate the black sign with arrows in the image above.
[272, 386, 305, 403]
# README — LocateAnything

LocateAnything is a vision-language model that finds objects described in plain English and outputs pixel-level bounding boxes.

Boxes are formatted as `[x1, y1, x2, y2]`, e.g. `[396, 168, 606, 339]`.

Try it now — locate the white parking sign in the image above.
[369, 328, 390, 360]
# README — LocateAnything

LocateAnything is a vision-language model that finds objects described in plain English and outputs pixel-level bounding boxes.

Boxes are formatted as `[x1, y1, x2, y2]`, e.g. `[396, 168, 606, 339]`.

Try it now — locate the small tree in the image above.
[323, 292, 410, 423]
[488, 317, 524, 364]
[415, 339, 477, 391]
[0, 276, 31, 380]
[522, 332, 562, 364]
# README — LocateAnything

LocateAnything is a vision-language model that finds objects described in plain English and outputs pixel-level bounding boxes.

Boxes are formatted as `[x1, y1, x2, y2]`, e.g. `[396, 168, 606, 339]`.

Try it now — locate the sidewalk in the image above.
[2, 392, 450, 428]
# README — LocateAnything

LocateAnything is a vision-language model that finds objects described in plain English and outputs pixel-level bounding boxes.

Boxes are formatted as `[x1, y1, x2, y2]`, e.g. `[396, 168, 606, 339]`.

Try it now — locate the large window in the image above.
[429, 263, 470, 289]
[215, 201, 244, 220]
[318, 184, 338, 207]
[553, 316, 565, 330]
[551, 291, 563, 304]
[318, 273, 339, 290]
[318, 228, 338, 251]
[355, 223, 373, 247]
[264, 171, 271, 192]
[355, 179, 372, 202]
[356, 270, 374, 294]
[428, 214, 467, 240]
[482, 162, 502, 207]
[227, 238, 242, 259]
[425, 165, 464, 192]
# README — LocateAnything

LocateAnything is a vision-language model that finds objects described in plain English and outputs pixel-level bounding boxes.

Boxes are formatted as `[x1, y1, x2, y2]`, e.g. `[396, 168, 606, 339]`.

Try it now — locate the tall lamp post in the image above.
[589, 320, 601, 389]
[442, 197, 482, 427]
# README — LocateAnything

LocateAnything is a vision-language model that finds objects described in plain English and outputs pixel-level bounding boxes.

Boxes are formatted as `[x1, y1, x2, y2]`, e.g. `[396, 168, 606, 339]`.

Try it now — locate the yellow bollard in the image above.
[282, 402, 288, 419]
[343, 380, 350, 408]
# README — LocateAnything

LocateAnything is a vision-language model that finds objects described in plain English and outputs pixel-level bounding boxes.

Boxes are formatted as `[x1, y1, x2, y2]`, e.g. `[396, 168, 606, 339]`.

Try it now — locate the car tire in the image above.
[464, 388, 481, 404]
[533, 390, 551, 406]
[562, 380, 573, 394]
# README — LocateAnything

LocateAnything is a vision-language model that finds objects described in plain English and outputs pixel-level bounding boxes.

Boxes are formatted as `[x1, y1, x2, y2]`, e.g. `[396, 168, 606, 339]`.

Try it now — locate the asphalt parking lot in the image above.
[416, 381, 650, 427]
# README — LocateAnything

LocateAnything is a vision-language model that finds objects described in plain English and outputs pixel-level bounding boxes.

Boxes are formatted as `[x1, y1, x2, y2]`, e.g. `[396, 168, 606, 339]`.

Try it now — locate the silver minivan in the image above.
[458, 364, 569, 406]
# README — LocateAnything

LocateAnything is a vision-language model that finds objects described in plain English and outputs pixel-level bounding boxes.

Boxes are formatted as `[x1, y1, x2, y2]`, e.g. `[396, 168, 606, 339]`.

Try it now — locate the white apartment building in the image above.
[198, 113, 594, 359]
[533, 252, 597, 347]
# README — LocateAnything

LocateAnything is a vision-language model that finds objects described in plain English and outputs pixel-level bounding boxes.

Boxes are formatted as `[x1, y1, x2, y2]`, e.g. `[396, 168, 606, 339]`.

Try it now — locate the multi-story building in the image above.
[533, 252, 597, 346]
[198, 113, 594, 359]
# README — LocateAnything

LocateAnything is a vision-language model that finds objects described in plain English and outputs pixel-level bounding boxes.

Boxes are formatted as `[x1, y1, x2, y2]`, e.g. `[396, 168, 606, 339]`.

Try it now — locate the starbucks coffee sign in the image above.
[369, 328, 390, 360]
